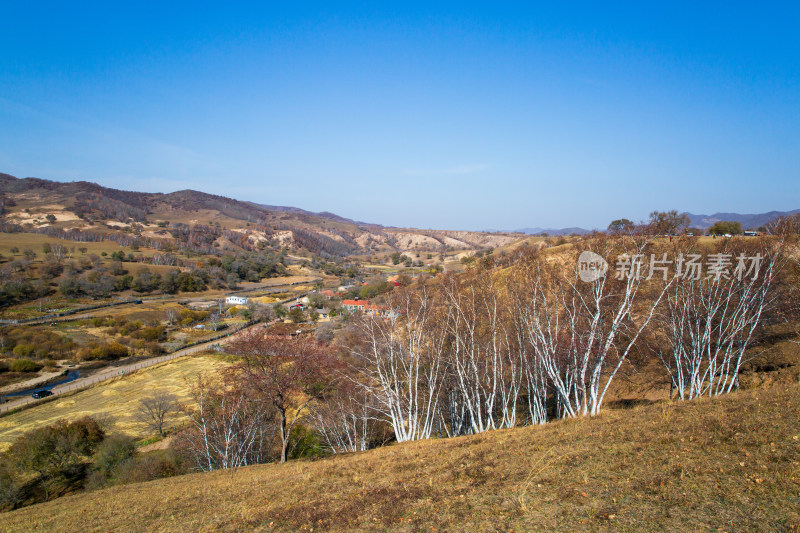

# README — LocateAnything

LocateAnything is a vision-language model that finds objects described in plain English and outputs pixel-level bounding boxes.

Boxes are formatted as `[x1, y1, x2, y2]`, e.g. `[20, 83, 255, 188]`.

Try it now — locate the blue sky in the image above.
[1, 2, 798, 230]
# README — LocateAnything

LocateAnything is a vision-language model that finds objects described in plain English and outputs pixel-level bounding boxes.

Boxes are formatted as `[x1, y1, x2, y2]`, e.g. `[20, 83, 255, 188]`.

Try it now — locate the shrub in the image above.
[144, 341, 164, 355]
[88, 434, 136, 488]
[112, 449, 183, 485]
[8, 358, 42, 373]
[80, 342, 130, 361]
[0, 460, 21, 511]
[12, 344, 35, 358]
[288, 425, 326, 460]
[131, 326, 165, 342]
[6, 417, 105, 488]
[107, 342, 129, 359]
[178, 309, 210, 325]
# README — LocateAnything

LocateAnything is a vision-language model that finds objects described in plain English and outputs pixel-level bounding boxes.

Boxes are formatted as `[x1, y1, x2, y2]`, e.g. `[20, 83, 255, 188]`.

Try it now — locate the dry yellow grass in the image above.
[0, 354, 229, 450]
[1, 382, 798, 532]
[0, 234, 130, 257]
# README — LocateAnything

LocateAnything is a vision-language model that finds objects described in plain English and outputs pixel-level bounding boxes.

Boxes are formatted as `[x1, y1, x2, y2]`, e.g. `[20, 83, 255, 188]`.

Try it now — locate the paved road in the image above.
[0, 321, 266, 414]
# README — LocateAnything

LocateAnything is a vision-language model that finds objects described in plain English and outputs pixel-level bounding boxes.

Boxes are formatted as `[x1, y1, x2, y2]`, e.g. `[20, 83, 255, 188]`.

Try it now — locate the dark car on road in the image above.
[31, 390, 53, 399]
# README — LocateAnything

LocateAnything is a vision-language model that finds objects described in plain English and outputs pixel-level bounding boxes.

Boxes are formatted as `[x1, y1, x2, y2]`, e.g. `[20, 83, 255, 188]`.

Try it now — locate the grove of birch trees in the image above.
[336, 234, 789, 444]
[177, 231, 796, 470]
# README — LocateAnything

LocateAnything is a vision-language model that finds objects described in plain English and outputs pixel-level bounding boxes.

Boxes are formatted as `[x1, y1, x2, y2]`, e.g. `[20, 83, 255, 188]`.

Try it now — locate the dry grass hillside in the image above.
[0, 173, 526, 256]
[1, 381, 798, 532]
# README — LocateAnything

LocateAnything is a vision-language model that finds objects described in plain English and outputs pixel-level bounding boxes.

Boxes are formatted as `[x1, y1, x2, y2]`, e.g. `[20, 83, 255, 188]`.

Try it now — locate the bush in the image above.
[131, 326, 165, 342]
[288, 425, 327, 460]
[6, 417, 105, 487]
[79, 342, 130, 361]
[120, 450, 183, 483]
[144, 341, 164, 355]
[118, 321, 142, 336]
[96, 342, 129, 360]
[87, 434, 136, 488]
[12, 344, 35, 358]
[178, 309, 209, 325]
[0, 460, 22, 511]
[88, 448, 183, 489]
[8, 358, 42, 373]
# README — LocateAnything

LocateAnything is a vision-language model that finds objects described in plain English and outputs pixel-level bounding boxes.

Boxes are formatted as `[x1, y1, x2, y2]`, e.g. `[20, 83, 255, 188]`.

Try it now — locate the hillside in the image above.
[1, 382, 798, 532]
[0, 173, 522, 257]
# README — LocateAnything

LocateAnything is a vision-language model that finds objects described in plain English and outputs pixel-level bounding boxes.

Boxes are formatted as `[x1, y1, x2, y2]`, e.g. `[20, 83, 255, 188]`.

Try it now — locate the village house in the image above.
[342, 299, 395, 318]
[225, 296, 248, 305]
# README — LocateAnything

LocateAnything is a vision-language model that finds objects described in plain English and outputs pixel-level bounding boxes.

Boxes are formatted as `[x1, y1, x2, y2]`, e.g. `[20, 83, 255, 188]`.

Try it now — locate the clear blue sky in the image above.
[1, 2, 798, 230]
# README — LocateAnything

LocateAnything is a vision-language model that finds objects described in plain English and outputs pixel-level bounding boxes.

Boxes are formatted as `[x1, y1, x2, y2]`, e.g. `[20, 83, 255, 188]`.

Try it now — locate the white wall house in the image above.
[225, 296, 248, 305]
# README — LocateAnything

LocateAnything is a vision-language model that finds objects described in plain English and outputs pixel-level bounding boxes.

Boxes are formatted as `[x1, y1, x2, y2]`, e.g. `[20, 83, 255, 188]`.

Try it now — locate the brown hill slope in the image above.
[0, 173, 522, 256]
[2, 382, 798, 532]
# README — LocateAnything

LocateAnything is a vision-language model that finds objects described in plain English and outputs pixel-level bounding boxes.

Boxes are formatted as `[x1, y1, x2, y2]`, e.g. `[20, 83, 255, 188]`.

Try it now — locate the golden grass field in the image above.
[0, 354, 229, 451]
[0, 233, 195, 261]
[0, 234, 130, 257]
[0, 381, 798, 532]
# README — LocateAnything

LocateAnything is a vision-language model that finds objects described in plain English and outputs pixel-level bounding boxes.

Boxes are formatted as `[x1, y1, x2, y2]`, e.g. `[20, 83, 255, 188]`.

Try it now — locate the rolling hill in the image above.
[0, 381, 797, 531]
[0, 173, 522, 257]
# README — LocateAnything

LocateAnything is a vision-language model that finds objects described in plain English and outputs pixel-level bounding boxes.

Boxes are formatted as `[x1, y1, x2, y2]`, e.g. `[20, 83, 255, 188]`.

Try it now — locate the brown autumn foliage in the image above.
[229, 331, 342, 463]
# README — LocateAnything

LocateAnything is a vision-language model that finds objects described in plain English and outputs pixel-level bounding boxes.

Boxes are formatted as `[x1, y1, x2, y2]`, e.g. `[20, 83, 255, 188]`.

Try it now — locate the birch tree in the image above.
[511, 236, 673, 417]
[347, 287, 445, 442]
[658, 239, 781, 399]
[440, 268, 523, 434]
[307, 379, 382, 454]
[178, 373, 273, 471]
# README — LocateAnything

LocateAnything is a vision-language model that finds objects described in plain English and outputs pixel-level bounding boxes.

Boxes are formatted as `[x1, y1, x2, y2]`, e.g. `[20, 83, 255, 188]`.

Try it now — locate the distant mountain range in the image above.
[514, 227, 593, 236]
[514, 209, 800, 235]
[685, 210, 800, 230]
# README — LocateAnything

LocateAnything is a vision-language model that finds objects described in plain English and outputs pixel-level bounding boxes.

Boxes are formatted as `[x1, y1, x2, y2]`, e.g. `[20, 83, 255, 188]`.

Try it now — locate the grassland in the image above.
[0, 381, 798, 532]
[0, 354, 229, 450]
[0, 234, 130, 257]
[0, 233, 202, 262]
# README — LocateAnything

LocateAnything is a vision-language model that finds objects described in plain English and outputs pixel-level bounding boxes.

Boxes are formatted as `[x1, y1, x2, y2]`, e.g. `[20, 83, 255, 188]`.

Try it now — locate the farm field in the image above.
[0, 353, 229, 450]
